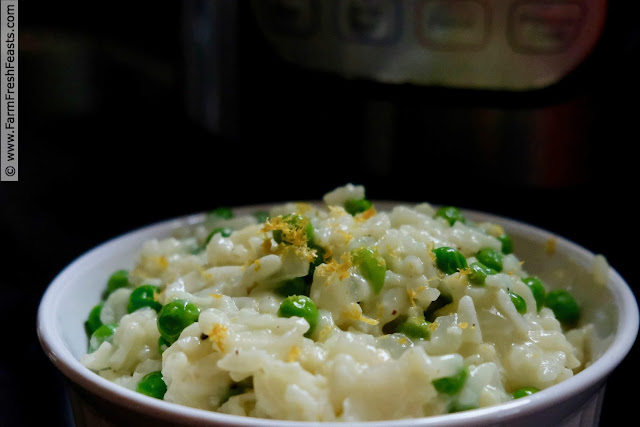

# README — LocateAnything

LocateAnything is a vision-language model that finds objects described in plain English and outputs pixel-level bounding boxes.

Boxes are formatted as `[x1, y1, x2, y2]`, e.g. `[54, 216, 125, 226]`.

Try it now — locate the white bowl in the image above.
[37, 204, 639, 426]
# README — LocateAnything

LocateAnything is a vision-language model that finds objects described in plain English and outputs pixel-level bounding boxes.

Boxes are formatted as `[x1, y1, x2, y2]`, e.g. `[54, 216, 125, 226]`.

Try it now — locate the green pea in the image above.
[88, 323, 117, 353]
[275, 277, 309, 297]
[157, 299, 201, 344]
[278, 295, 319, 338]
[303, 244, 327, 282]
[396, 316, 431, 340]
[476, 248, 503, 272]
[158, 336, 171, 355]
[522, 277, 546, 311]
[272, 214, 315, 246]
[432, 366, 468, 395]
[303, 220, 315, 245]
[205, 227, 233, 244]
[189, 246, 204, 255]
[253, 211, 270, 223]
[84, 302, 104, 337]
[136, 371, 167, 399]
[219, 380, 251, 406]
[509, 291, 527, 314]
[498, 234, 513, 254]
[424, 292, 453, 322]
[545, 289, 580, 326]
[208, 206, 233, 219]
[128, 285, 162, 313]
[448, 402, 478, 413]
[272, 229, 285, 244]
[310, 243, 325, 266]
[433, 247, 468, 275]
[467, 262, 497, 285]
[434, 206, 465, 226]
[352, 247, 386, 294]
[512, 386, 540, 399]
[344, 198, 373, 216]
[102, 269, 131, 299]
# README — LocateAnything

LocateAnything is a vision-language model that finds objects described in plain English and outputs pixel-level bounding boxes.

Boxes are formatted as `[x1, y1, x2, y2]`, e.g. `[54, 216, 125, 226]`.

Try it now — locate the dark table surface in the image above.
[3, 2, 639, 425]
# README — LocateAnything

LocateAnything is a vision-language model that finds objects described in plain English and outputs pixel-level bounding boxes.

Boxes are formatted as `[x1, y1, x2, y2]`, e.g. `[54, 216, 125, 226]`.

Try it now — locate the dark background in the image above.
[2, 1, 639, 425]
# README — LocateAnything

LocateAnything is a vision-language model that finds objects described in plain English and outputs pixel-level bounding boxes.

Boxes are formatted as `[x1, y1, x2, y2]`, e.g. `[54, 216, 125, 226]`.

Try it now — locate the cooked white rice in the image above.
[82, 184, 593, 421]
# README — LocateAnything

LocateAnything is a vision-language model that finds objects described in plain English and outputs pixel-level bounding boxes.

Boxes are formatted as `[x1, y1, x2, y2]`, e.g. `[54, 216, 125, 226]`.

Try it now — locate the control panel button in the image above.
[415, 0, 490, 50]
[250, 0, 607, 90]
[335, 0, 402, 44]
[509, 2, 585, 53]
[257, 0, 321, 38]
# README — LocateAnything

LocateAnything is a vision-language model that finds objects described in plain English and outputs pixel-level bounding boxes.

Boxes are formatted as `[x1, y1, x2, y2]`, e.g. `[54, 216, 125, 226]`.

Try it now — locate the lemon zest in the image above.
[288, 345, 301, 362]
[354, 207, 377, 223]
[209, 323, 228, 354]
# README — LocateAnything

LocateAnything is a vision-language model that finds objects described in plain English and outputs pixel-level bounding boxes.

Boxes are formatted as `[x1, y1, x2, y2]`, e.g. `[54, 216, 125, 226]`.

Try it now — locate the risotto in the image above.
[81, 184, 593, 421]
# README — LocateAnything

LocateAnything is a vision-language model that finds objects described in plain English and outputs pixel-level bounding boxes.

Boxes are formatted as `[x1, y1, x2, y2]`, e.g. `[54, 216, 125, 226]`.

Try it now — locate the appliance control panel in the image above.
[251, 0, 607, 90]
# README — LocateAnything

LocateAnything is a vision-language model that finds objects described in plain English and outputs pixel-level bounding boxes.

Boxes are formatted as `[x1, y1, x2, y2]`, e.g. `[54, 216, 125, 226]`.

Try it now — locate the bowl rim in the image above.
[37, 202, 639, 426]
